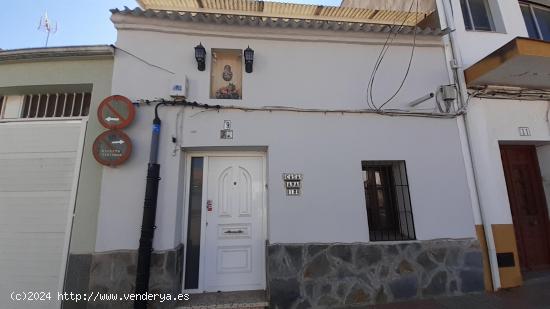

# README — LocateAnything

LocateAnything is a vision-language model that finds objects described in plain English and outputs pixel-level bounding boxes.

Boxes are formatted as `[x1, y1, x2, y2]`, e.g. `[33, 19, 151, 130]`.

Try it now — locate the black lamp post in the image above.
[195, 43, 206, 71]
[244, 46, 254, 73]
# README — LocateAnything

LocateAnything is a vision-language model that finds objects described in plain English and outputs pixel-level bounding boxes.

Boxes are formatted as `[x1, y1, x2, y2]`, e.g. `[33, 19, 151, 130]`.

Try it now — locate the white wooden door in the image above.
[203, 156, 265, 292]
[0, 121, 84, 308]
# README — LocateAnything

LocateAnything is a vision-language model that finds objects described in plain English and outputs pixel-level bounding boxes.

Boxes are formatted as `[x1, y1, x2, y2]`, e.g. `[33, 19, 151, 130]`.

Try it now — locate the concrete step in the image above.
[176, 290, 268, 309]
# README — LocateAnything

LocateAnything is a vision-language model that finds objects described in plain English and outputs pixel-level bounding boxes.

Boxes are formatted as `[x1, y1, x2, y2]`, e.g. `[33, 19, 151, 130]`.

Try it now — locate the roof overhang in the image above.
[340, 0, 436, 14]
[464, 37, 550, 89]
[111, 7, 448, 37]
[135, 0, 434, 26]
[0, 45, 114, 63]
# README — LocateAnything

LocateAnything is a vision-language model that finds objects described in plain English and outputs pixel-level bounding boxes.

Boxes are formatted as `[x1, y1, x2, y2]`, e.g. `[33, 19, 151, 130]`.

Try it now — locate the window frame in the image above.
[184, 157, 204, 290]
[461, 0, 496, 32]
[362, 160, 416, 242]
[0, 96, 4, 119]
[520, 1, 550, 41]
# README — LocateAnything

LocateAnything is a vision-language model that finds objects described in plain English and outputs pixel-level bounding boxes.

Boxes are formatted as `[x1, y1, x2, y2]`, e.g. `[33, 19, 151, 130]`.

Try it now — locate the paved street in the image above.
[369, 274, 550, 309]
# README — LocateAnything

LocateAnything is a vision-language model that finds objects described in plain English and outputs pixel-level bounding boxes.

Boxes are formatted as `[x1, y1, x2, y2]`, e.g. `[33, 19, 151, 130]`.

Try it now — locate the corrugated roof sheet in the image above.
[111, 7, 448, 36]
[341, 0, 436, 14]
[135, 0, 431, 26]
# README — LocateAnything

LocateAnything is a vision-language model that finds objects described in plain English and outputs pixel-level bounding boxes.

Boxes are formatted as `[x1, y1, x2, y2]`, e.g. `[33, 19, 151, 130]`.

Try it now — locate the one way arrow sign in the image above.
[105, 116, 120, 122]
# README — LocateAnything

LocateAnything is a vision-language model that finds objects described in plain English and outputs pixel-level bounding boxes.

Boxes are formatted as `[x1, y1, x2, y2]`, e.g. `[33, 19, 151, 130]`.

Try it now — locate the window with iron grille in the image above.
[20, 92, 92, 119]
[362, 161, 416, 241]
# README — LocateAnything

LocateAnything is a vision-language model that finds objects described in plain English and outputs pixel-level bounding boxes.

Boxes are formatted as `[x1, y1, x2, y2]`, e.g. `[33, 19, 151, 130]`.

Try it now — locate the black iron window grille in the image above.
[362, 161, 416, 241]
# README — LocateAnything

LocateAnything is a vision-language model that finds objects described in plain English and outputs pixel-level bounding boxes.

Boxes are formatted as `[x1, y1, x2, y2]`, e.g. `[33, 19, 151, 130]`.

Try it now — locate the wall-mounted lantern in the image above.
[194, 43, 206, 71]
[244, 46, 254, 73]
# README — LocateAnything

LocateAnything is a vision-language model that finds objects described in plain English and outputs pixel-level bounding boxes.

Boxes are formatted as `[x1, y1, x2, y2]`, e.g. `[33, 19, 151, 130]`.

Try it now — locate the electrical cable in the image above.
[367, 0, 418, 110]
[367, 1, 415, 109]
[378, 0, 420, 110]
[472, 87, 550, 101]
[111, 45, 176, 75]
[368, 10, 414, 109]
[172, 107, 185, 156]
[132, 98, 463, 119]
[366, 26, 401, 109]
[366, 4, 410, 109]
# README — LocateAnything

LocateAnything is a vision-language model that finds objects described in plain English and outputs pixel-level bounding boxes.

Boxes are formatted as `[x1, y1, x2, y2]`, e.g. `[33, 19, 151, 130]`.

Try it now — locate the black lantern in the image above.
[194, 43, 206, 71]
[244, 46, 254, 73]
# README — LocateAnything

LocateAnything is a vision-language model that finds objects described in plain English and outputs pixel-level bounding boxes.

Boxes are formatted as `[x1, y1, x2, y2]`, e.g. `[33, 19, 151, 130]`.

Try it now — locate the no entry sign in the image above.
[97, 95, 136, 129]
[93, 130, 132, 166]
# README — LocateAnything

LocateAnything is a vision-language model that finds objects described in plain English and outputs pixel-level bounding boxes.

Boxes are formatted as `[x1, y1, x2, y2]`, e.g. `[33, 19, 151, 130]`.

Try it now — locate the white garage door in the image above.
[0, 121, 84, 309]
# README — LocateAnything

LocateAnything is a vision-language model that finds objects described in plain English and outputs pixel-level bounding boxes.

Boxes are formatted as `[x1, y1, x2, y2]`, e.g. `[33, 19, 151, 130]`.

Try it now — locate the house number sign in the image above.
[220, 120, 233, 139]
[283, 173, 302, 196]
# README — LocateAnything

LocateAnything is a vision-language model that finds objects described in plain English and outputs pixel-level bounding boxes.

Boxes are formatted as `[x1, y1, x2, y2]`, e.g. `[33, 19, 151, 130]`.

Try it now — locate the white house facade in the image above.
[85, 1, 485, 308]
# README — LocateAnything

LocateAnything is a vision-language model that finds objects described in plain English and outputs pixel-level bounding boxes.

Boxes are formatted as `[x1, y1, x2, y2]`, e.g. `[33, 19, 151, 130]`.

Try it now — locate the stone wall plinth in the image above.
[267, 239, 484, 308]
[80, 245, 184, 309]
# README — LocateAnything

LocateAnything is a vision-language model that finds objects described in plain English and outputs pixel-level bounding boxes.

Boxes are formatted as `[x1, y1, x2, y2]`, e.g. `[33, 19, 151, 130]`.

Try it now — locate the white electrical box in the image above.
[170, 75, 189, 98]
[440, 85, 457, 102]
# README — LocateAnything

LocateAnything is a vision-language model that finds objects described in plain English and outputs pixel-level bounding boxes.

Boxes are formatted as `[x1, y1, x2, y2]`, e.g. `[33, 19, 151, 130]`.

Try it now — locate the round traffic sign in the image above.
[92, 130, 132, 167]
[97, 95, 136, 129]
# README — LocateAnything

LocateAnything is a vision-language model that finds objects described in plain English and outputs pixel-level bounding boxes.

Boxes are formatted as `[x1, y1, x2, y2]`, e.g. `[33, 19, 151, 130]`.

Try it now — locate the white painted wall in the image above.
[95, 17, 477, 251]
[449, 0, 528, 68]
[466, 98, 550, 225]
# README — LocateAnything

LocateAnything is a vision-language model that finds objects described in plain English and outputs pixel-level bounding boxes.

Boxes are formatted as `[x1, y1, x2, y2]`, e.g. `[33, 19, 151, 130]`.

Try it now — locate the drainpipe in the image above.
[134, 102, 169, 309]
[438, 0, 501, 290]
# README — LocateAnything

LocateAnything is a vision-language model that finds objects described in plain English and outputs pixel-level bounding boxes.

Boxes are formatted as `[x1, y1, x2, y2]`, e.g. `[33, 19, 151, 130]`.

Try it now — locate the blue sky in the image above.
[0, 0, 341, 50]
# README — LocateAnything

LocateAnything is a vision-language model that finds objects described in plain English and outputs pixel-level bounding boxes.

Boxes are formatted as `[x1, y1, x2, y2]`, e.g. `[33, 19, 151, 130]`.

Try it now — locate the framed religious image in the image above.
[210, 49, 242, 100]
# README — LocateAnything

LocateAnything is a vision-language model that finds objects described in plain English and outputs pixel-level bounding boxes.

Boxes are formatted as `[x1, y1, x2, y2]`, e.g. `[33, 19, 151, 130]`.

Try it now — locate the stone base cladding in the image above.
[64, 254, 93, 309]
[267, 239, 484, 308]
[84, 245, 184, 309]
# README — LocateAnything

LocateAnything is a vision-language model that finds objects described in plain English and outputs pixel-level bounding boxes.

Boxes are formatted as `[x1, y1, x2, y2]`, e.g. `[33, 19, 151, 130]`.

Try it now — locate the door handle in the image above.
[225, 230, 244, 234]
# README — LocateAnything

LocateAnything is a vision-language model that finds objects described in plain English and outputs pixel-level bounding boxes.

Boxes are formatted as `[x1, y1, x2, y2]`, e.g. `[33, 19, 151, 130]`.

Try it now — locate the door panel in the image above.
[501, 145, 550, 271]
[0, 121, 82, 308]
[204, 156, 265, 291]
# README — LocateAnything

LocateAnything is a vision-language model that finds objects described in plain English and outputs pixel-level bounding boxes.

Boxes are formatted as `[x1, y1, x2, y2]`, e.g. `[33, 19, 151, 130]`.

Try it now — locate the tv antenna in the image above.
[37, 12, 57, 47]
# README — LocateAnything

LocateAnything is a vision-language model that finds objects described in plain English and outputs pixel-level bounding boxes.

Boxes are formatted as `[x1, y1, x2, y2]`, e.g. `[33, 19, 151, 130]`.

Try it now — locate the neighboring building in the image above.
[448, 0, 550, 292]
[0, 46, 114, 308]
[86, 0, 484, 308]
